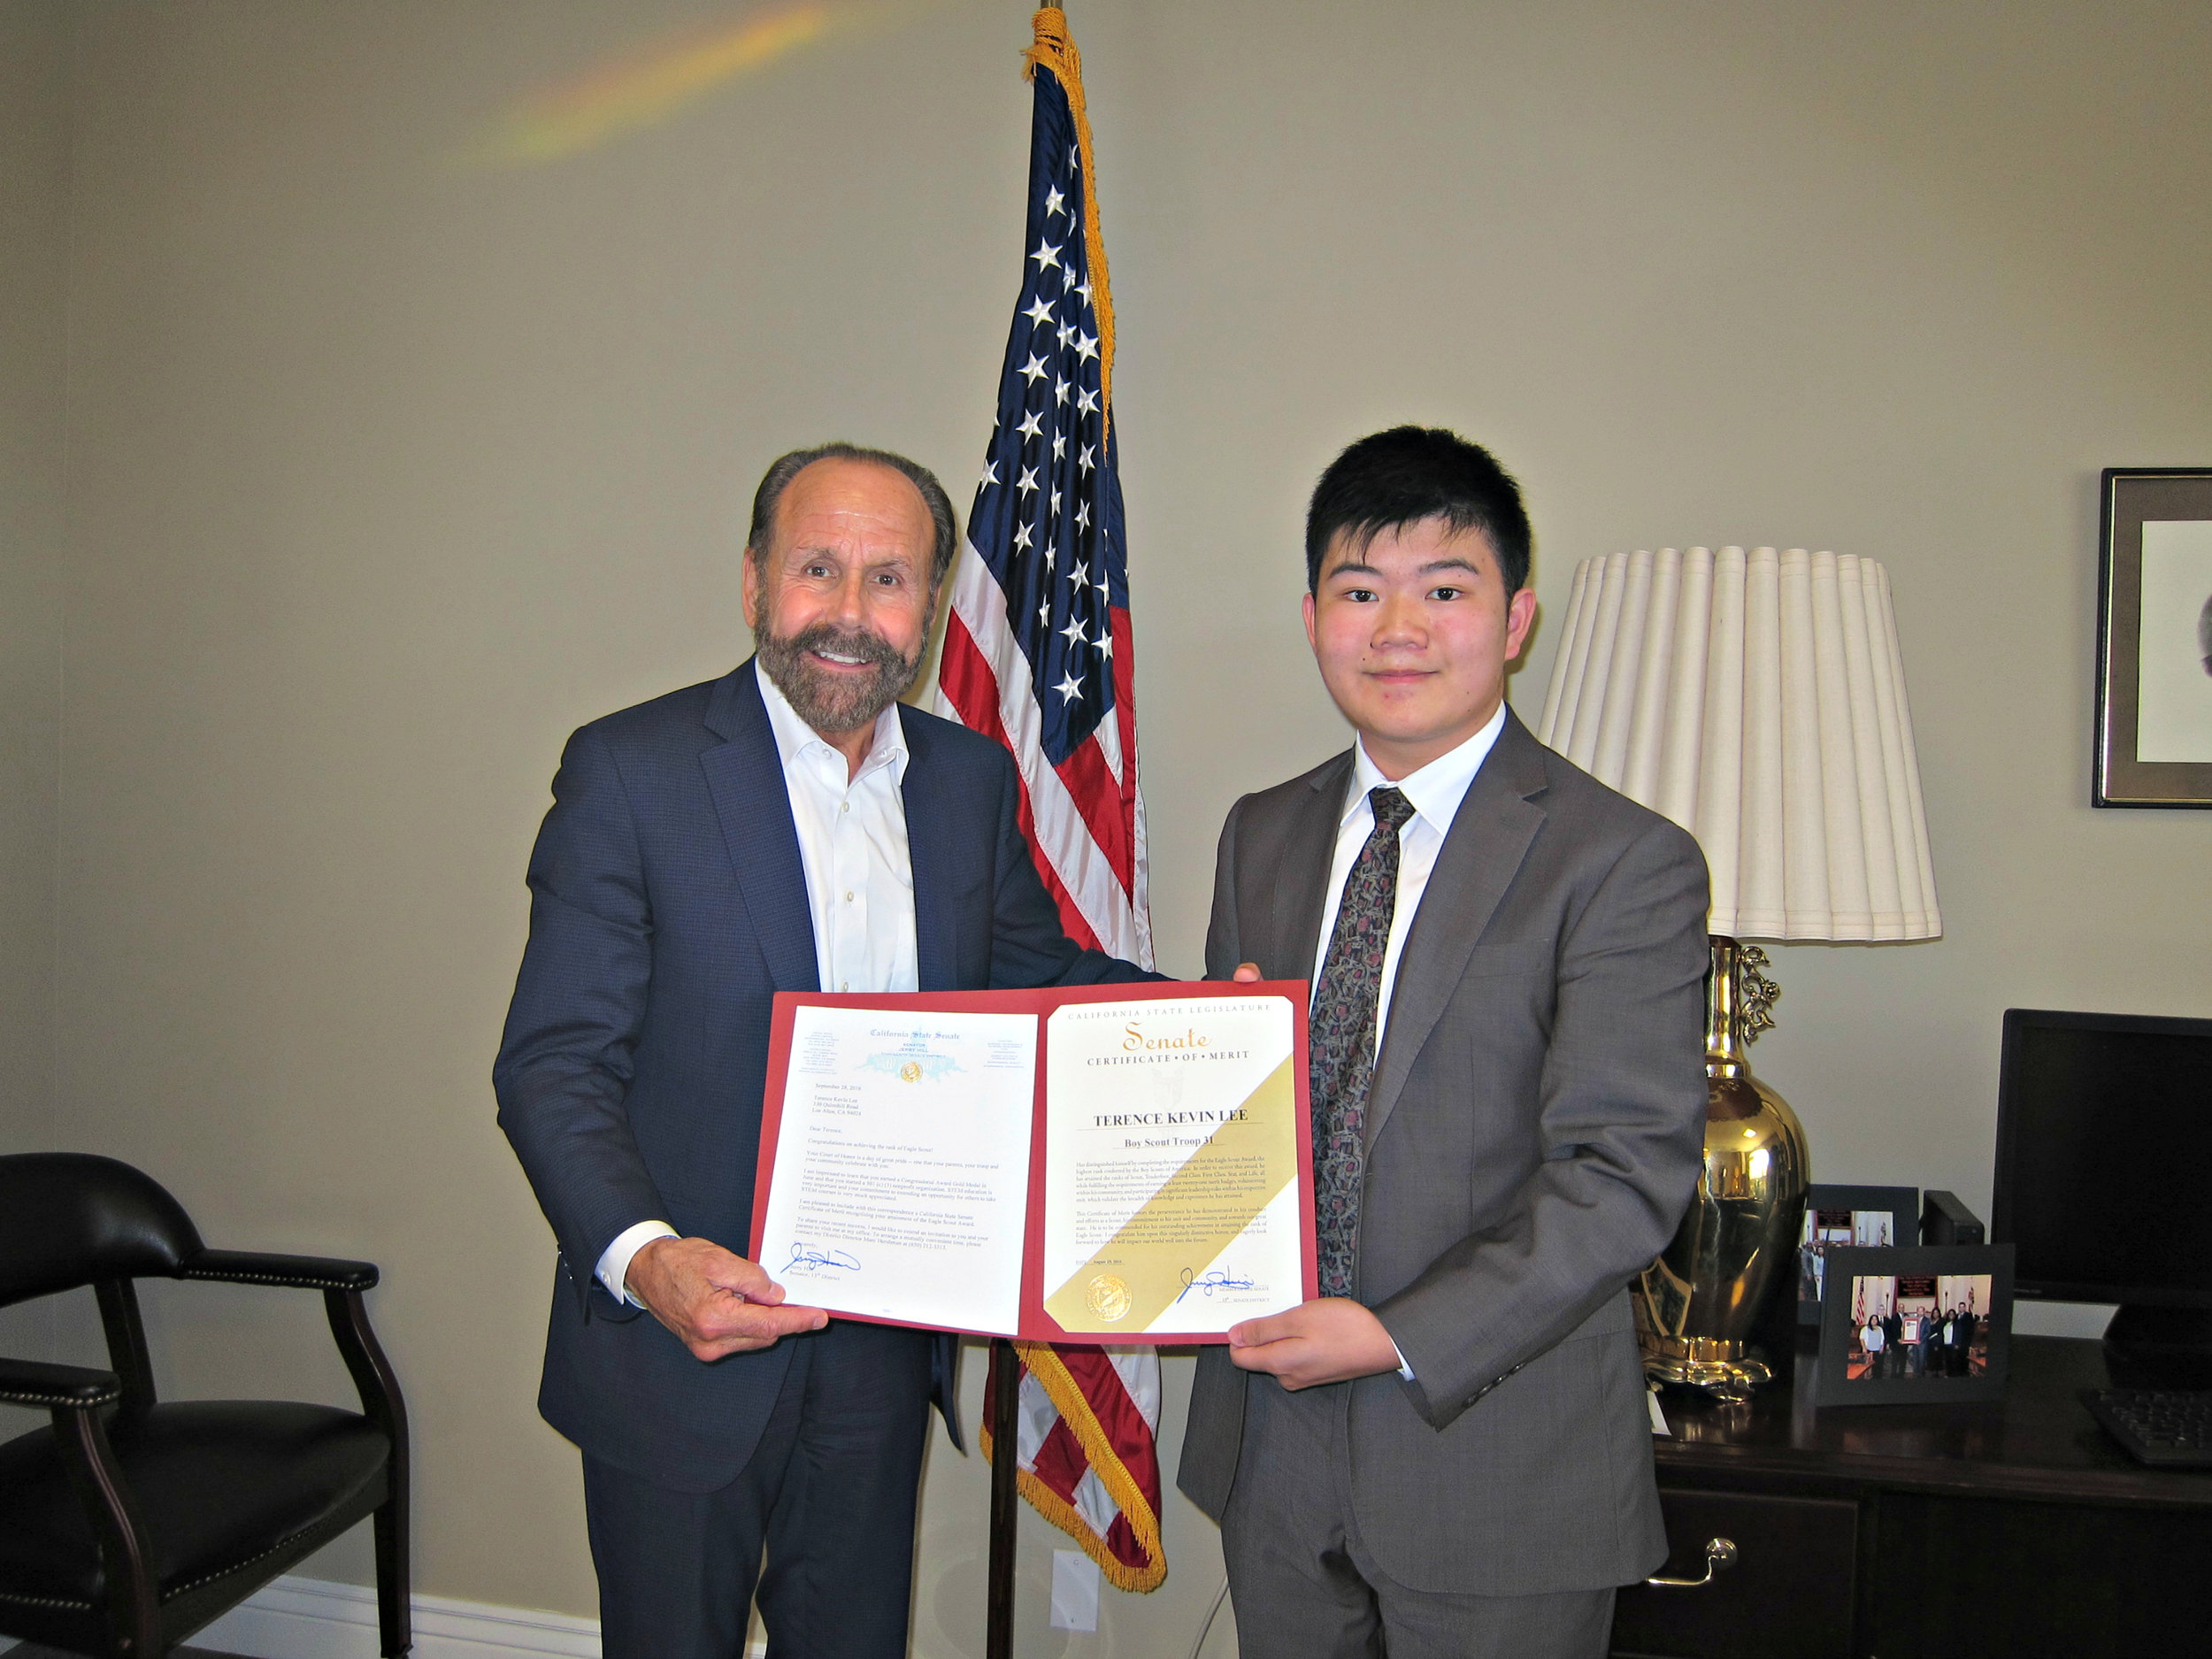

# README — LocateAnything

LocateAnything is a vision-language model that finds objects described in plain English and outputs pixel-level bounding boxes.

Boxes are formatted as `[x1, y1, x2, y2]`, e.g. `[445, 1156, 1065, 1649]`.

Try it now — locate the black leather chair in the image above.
[0, 1153, 410, 1657]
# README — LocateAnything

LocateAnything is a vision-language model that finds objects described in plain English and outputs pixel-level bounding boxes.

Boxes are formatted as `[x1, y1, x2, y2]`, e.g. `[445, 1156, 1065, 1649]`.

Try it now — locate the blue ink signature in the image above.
[1176, 1266, 1257, 1303]
[783, 1243, 861, 1274]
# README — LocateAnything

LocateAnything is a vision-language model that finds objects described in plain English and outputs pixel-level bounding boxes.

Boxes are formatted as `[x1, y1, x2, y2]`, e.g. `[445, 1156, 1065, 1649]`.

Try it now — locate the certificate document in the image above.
[750, 981, 1315, 1341]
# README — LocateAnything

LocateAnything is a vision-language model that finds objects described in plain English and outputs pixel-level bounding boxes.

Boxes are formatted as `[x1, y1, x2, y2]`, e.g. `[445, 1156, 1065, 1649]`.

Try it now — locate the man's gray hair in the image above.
[745, 442, 961, 588]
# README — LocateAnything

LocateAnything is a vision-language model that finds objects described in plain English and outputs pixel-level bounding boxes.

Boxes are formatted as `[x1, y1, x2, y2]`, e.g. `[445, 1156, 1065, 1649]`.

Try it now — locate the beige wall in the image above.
[0, 0, 69, 1412]
[14, 0, 2211, 1652]
[1, 0, 65, 1162]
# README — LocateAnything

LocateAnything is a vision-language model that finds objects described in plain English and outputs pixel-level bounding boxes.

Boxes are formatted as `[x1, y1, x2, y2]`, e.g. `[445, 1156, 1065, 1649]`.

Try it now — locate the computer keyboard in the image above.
[2082, 1388, 2212, 1467]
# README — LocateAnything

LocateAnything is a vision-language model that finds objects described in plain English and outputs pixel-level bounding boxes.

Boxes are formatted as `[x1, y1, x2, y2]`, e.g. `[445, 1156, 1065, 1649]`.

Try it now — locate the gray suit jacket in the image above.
[1176, 712, 1709, 1596]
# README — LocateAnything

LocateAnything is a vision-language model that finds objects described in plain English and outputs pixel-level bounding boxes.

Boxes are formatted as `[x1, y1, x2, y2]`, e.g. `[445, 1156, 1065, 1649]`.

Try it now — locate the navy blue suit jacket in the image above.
[495, 660, 1151, 1491]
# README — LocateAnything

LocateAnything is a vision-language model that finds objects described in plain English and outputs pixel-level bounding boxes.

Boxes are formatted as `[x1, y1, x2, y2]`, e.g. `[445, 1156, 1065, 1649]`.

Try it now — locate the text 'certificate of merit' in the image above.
[749, 982, 1316, 1342]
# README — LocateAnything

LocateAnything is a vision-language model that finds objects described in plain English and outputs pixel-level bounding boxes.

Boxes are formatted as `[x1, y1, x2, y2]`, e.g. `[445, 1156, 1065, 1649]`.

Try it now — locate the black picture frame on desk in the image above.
[1796, 1183, 1917, 1325]
[1813, 1243, 2015, 1405]
[2095, 468, 2212, 807]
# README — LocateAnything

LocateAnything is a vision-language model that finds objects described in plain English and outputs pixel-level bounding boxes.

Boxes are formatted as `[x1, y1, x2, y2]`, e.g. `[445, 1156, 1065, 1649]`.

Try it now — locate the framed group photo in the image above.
[1813, 1244, 2016, 1405]
[1796, 1184, 1916, 1325]
[2095, 468, 2212, 807]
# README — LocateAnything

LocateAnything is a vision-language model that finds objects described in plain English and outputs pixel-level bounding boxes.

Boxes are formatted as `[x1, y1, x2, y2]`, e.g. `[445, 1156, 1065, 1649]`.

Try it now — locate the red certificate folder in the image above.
[750, 979, 1316, 1343]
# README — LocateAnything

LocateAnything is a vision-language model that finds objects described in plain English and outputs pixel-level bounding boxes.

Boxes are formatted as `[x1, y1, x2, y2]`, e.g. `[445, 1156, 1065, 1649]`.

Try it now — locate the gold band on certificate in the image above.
[1039, 995, 1304, 1335]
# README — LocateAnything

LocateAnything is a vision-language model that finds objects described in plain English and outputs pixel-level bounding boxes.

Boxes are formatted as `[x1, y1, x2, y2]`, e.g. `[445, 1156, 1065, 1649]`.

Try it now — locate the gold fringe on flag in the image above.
[1023, 7, 1116, 440]
[979, 1339, 1167, 1593]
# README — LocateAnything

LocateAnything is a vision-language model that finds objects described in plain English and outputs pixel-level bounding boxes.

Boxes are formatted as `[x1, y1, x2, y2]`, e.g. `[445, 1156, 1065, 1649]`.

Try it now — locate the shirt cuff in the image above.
[1393, 1339, 1416, 1382]
[596, 1221, 679, 1308]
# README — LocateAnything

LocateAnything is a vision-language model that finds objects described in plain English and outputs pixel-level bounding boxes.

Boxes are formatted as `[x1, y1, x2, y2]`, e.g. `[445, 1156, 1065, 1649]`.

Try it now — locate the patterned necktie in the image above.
[1309, 786, 1416, 1299]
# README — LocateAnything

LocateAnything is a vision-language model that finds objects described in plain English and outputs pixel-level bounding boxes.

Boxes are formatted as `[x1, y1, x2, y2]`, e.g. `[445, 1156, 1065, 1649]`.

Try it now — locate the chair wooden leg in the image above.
[325, 1287, 411, 1655]
[374, 1494, 411, 1655]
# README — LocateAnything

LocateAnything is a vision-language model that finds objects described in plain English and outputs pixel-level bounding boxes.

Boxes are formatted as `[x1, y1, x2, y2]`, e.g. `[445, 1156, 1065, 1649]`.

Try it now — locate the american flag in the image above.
[936, 9, 1149, 972]
[938, 7, 1165, 1595]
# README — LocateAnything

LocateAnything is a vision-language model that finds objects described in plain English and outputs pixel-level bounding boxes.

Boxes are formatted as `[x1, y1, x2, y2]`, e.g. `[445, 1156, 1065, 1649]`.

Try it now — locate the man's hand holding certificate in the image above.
[750, 981, 1317, 1341]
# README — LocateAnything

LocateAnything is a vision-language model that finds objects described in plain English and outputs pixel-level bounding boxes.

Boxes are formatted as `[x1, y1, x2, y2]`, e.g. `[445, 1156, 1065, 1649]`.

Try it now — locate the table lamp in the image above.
[1536, 546, 1940, 1394]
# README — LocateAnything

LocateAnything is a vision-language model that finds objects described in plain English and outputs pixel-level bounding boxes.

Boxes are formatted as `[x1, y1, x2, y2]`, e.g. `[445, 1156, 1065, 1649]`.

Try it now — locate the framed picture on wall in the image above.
[1812, 1244, 2015, 1406]
[1795, 1183, 1917, 1324]
[2096, 468, 2212, 807]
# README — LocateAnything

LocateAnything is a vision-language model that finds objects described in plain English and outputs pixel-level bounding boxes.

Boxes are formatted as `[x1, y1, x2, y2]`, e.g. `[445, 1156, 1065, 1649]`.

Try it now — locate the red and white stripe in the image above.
[936, 537, 1154, 969]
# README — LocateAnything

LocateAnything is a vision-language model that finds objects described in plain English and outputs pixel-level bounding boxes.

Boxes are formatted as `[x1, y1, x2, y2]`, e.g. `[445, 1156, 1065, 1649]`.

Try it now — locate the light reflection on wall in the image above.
[463, 0, 926, 165]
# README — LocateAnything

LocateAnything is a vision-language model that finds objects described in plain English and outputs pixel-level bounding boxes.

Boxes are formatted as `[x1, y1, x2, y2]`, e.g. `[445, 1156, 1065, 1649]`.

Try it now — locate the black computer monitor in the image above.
[1992, 1008, 2212, 1362]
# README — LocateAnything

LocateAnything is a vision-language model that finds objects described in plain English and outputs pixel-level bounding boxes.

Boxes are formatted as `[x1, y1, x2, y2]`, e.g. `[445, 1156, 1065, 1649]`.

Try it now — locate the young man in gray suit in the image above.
[1177, 426, 1711, 1657]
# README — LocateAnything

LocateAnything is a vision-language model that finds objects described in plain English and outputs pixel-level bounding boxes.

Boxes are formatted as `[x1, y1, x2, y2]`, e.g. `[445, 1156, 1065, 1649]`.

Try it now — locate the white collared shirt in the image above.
[1310, 705, 1505, 1383]
[753, 666, 920, 1000]
[1310, 703, 1508, 1050]
[595, 667, 922, 1304]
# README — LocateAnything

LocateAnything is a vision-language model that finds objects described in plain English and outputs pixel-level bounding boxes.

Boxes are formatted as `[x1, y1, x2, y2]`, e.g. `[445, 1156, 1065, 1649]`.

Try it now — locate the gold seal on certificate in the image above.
[1086, 1275, 1132, 1322]
[749, 982, 1317, 1342]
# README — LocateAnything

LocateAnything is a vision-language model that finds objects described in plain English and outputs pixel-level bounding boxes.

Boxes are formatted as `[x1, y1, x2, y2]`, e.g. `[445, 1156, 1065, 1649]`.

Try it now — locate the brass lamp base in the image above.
[1636, 937, 1810, 1399]
[1636, 1333, 1774, 1399]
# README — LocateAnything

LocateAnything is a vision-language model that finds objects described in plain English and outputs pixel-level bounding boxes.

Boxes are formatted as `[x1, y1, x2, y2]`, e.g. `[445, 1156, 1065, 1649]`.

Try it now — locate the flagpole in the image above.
[987, 1338, 1021, 1659]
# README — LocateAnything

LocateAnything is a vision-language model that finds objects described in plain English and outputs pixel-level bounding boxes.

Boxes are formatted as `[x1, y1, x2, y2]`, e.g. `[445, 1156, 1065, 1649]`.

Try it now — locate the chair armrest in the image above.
[177, 1248, 380, 1292]
[0, 1355, 123, 1410]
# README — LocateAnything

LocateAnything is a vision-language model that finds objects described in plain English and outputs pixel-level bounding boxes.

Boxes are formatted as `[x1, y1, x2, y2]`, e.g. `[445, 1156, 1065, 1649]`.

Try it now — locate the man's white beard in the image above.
[756, 611, 920, 737]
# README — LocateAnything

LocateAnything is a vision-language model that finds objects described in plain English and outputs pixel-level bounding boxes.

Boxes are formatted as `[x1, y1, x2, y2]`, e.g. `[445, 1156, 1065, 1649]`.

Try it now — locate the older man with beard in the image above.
[495, 442, 1154, 1659]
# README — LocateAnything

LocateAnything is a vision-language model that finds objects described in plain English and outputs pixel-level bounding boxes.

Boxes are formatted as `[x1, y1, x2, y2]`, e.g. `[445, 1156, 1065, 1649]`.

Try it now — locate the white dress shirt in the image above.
[594, 669, 921, 1305]
[1309, 703, 1506, 1380]
[1310, 703, 1507, 1048]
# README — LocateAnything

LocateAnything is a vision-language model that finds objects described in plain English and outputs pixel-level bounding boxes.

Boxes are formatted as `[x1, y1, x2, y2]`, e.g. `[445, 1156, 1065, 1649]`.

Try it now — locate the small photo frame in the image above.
[1796, 1184, 1916, 1325]
[1812, 1244, 2015, 1405]
[2095, 468, 2212, 807]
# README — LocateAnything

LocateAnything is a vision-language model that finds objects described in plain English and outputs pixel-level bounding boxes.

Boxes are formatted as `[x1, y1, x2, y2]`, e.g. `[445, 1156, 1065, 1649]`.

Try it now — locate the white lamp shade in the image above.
[1536, 547, 1939, 942]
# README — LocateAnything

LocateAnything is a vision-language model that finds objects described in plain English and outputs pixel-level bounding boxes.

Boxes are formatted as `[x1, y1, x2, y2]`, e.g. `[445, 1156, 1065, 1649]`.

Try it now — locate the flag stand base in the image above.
[987, 1336, 1020, 1659]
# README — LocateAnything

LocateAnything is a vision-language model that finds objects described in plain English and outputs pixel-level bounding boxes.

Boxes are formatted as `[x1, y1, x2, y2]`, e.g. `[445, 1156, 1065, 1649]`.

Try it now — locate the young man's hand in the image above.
[1226, 1297, 1402, 1389]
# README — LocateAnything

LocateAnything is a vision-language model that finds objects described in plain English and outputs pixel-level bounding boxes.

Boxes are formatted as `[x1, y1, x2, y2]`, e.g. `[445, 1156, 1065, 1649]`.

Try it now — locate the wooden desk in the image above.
[1611, 1335, 2212, 1659]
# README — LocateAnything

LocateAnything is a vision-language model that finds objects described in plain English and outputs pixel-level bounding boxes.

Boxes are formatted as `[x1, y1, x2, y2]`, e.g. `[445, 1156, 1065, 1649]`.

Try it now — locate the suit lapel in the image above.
[1364, 713, 1550, 1150]
[701, 661, 818, 993]
[1274, 752, 1353, 980]
[895, 707, 958, 994]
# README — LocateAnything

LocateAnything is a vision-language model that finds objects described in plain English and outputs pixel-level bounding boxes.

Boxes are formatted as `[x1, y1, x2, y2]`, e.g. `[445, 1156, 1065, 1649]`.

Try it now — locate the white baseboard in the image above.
[3, 1574, 775, 1658]
[196, 1575, 603, 1657]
